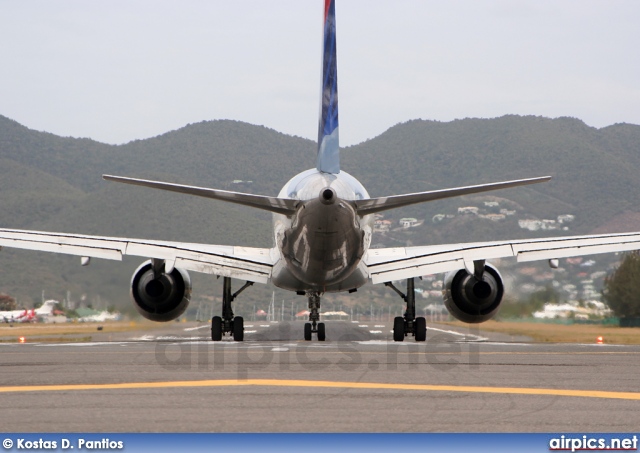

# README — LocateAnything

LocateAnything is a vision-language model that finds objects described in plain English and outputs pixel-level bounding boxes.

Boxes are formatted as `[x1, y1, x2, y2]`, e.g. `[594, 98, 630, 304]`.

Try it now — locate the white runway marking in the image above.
[429, 327, 488, 342]
[475, 342, 533, 347]
[183, 325, 210, 332]
[130, 335, 155, 341]
[356, 340, 400, 345]
[37, 342, 133, 347]
[156, 336, 202, 341]
[369, 330, 382, 334]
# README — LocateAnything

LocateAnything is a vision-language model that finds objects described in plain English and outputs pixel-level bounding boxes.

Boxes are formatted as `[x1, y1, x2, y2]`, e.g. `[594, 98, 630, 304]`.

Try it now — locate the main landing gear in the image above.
[211, 277, 253, 342]
[304, 292, 326, 341]
[385, 277, 427, 342]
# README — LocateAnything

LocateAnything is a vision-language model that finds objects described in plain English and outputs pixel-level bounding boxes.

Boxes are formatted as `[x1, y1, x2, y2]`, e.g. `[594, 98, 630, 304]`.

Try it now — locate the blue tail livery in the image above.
[317, 0, 340, 174]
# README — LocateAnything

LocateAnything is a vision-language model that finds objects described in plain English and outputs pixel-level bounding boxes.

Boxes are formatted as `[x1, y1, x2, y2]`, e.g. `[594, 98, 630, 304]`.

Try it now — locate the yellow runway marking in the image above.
[1, 379, 639, 401]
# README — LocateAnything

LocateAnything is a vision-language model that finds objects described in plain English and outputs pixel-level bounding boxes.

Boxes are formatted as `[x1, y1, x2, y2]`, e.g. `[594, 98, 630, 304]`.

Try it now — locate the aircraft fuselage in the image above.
[271, 169, 373, 293]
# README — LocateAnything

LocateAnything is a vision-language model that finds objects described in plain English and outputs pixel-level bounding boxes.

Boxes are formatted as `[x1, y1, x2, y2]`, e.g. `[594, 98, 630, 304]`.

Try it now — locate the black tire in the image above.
[211, 316, 222, 341]
[233, 316, 244, 341]
[393, 316, 405, 342]
[304, 323, 312, 341]
[317, 322, 326, 341]
[415, 317, 427, 342]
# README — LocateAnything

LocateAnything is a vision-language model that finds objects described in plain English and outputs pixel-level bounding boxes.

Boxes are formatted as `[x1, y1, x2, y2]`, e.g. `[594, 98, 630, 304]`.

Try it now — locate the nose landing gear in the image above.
[304, 292, 326, 341]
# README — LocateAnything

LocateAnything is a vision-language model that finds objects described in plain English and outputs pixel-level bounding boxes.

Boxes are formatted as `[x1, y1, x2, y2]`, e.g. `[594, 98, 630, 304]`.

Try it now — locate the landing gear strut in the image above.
[385, 277, 426, 342]
[211, 277, 253, 342]
[304, 292, 325, 341]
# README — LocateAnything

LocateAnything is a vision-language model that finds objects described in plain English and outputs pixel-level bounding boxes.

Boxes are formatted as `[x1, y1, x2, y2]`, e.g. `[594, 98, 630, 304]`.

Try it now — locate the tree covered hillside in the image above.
[0, 114, 638, 312]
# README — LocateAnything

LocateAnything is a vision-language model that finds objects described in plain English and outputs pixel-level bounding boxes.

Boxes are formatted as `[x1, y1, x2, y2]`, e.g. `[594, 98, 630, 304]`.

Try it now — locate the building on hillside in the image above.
[374, 219, 392, 232]
[480, 214, 506, 222]
[519, 219, 543, 231]
[557, 214, 575, 224]
[458, 206, 479, 215]
[399, 218, 419, 228]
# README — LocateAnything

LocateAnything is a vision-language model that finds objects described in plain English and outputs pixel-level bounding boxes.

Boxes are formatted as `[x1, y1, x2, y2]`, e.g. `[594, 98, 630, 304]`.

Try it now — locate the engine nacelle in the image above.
[443, 263, 504, 323]
[130, 260, 192, 322]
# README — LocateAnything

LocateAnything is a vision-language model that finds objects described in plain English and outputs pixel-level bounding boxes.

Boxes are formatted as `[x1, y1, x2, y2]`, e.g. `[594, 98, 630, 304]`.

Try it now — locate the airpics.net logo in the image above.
[549, 435, 638, 452]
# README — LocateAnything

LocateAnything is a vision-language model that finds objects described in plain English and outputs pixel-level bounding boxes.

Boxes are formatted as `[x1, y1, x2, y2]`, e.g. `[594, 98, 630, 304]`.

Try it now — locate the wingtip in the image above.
[103, 175, 126, 182]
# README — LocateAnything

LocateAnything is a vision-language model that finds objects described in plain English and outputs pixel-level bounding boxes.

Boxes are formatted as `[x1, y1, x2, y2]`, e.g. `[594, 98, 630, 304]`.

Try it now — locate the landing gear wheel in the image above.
[304, 323, 312, 341]
[393, 316, 405, 342]
[233, 316, 244, 341]
[415, 316, 427, 342]
[317, 322, 326, 341]
[211, 316, 222, 341]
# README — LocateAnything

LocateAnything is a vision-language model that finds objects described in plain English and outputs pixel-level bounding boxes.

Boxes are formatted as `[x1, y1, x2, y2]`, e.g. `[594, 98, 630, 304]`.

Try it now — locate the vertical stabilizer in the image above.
[317, 0, 340, 174]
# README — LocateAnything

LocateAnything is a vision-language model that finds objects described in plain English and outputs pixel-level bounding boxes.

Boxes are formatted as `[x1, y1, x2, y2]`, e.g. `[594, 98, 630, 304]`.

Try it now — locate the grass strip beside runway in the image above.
[445, 320, 640, 344]
[1, 379, 639, 401]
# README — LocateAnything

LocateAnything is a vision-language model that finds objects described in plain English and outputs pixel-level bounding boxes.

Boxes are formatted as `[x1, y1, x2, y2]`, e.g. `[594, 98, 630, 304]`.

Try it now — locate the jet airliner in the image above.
[0, 300, 58, 324]
[1, 0, 640, 341]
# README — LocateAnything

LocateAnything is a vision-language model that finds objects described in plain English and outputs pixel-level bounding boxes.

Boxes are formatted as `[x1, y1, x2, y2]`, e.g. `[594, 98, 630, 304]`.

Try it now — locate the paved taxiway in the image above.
[1, 320, 639, 432]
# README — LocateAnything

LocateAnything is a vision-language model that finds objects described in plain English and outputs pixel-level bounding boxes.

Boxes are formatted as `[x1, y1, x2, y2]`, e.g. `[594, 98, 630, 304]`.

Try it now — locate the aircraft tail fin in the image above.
[316, 0, 340, 174]
[36, 300, 58, 315]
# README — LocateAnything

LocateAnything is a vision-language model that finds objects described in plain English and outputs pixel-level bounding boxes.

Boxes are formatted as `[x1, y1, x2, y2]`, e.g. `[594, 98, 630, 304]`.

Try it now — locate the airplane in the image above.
[78, 310, 121, 323]
[0, 300, 58, 323]
[1, 308, 33, 323]
[1, 0, 640, 342]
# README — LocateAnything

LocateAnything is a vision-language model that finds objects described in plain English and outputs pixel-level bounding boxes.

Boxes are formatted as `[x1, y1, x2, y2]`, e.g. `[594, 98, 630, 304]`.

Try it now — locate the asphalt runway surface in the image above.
[1, 320, 639, 432]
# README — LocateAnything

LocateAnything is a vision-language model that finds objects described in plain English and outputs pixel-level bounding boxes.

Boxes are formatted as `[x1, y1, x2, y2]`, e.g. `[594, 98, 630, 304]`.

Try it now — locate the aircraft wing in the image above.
[0, 229, 276, 284]
[364, 232, 640, 284]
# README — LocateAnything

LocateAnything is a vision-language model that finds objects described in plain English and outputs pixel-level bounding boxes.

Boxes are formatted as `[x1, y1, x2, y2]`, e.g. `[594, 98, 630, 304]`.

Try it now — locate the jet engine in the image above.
[443, 263, 504, 323]
[130, 260, 192, 322]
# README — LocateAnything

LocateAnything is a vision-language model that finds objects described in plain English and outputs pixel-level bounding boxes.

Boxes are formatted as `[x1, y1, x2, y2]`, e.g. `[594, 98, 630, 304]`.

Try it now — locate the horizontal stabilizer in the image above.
[103, 175, 298, 216]
[355, 176, 551, 216]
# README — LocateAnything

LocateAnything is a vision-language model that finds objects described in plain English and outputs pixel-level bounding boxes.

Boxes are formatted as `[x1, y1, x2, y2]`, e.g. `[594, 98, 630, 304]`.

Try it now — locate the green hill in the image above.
[0, 113, 639, 312]
[342, 116, 640, 232]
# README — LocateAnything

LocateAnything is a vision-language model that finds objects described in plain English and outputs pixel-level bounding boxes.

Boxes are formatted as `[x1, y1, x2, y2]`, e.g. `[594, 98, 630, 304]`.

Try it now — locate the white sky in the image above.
[1, 0, 639, 146]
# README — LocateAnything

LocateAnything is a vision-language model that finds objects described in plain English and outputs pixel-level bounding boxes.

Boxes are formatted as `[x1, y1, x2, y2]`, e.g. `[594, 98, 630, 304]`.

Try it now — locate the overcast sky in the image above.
[1, 0, 638, 146]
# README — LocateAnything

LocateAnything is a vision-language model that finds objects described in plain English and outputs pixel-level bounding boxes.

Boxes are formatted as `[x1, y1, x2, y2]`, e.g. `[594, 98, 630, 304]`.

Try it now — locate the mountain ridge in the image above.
[0, 113, 639, 308]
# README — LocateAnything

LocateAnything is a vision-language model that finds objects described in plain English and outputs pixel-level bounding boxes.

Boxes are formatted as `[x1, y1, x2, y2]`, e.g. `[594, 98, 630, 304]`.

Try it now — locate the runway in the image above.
[1, 320, 639, 432]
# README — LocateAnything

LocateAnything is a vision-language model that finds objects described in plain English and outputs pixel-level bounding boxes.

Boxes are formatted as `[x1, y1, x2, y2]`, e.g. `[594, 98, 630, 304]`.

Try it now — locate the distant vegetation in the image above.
[603, 252, 640, 320]
[0, 114, 639, 315]
[497, 287, 560, 319]
[0, 294, 17, 311]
